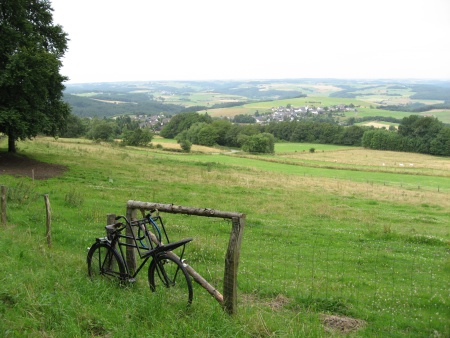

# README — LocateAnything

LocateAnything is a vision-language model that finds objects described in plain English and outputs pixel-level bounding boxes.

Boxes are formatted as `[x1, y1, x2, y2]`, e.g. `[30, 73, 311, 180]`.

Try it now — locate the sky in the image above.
[50, 0, 450, 84]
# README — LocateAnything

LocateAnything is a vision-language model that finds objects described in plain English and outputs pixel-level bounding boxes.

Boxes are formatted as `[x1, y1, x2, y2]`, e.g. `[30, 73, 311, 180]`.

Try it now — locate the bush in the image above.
[242, 133, 275, 154]
[180, 140, 192, 152]
[122, 129, 153, 146]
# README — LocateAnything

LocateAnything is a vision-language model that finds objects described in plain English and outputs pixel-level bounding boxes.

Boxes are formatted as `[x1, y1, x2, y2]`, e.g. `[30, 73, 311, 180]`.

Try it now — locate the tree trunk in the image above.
[8, 134, 16, 153]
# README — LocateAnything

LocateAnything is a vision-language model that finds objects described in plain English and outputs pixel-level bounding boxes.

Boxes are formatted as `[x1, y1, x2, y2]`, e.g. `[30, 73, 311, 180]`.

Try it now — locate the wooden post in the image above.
[107, 214, 116, 227]
[125, 207, 137, 274]
[1, 186, 6, 225]
[44, 194, 52, 247]
[223, 216, 245, 315]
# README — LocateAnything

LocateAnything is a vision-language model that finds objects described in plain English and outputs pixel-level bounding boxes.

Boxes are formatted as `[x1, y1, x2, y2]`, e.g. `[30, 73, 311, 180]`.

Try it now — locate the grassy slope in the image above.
[0, 137, 449, 337]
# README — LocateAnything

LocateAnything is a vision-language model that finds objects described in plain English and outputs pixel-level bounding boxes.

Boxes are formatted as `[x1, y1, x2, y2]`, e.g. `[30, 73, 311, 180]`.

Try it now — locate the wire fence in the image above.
[192, 232, 449, 335]
[256, 238, 446, 333]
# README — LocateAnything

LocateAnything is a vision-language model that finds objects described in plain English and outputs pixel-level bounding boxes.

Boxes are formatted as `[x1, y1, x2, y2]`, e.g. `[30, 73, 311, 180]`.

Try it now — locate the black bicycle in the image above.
[86, 212, 193, 305]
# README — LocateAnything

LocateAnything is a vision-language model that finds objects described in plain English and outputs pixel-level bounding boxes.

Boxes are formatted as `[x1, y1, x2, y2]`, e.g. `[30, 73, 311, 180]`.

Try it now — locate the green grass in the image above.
[0, 137, 449, 337]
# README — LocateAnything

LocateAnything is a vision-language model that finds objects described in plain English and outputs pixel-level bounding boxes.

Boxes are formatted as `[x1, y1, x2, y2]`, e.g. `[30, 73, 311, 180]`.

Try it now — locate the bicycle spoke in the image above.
[148, 254, 193, 305]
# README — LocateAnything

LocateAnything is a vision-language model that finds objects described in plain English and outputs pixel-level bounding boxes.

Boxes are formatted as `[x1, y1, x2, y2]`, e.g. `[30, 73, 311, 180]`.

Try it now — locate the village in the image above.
[254, 104, 357, 123]
[132, 103, 359, 131]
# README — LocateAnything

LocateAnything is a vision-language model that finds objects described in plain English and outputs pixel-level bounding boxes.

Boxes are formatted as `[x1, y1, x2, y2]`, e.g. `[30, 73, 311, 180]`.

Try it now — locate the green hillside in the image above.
[1, 136, 449, 337]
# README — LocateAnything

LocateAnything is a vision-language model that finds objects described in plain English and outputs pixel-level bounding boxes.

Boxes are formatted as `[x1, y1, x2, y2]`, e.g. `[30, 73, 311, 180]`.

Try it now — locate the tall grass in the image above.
[0, 137, 449, 337]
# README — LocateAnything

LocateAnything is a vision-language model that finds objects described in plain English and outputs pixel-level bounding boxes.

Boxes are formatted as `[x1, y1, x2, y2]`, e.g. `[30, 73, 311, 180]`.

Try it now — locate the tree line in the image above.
[61, 111, 449, 156]
[64, 93, 184, 118]
[378, 102, 450, 113]
[61, 115, 153, 146]
[362, 115, 450, 156]
[159, 112, 450, 155]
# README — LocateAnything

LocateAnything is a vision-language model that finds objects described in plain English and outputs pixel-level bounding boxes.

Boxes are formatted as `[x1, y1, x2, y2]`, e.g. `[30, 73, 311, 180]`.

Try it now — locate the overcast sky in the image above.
[50, 0, 450, 84]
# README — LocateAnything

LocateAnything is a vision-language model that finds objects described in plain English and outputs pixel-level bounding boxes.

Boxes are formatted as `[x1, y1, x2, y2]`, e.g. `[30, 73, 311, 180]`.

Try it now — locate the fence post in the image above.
[107, 214, 116, 227]
[223, 216, 245, 315]
[44, 194, 52, 247]
[1, 186, 6, 225]
[125, 207, 137, 274]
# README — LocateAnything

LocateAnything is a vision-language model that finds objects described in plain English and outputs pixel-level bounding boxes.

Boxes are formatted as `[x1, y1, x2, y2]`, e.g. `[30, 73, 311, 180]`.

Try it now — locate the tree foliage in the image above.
[0, 0, 70, 152]
[242, 133, 275, 154]
[160, 112, 212, 138]
[233, 114, 256, 123]
[362, 116, 450, 156]
[122, 128, 153, 147]
[60, 114, 86, 138]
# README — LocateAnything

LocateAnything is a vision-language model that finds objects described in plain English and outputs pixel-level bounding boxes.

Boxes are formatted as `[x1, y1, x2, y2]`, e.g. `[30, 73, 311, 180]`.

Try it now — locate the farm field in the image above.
[0, 137, 449, 337]
[203, 95, 448, 124]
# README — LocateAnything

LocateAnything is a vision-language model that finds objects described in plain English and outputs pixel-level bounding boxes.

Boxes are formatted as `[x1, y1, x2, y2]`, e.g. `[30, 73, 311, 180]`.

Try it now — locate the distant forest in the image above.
[331, 83, 450, 101]
[64, 80, 306, 118]
[63, 93, 184, 118]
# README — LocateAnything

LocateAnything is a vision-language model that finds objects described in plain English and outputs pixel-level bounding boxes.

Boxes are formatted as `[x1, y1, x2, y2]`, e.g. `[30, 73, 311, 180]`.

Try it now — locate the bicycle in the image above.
[86, 211, 193, 305]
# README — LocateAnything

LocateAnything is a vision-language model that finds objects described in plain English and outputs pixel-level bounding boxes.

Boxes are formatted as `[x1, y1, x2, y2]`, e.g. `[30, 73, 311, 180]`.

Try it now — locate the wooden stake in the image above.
[125, 208, 137, 274]
[1, 186, 6, 225]
[44, 194, 52, 247]
[223, 216, 245, 315]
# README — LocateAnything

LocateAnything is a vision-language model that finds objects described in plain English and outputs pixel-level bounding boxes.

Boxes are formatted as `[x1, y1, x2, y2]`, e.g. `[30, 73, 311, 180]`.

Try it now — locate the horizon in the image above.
[63, 77, 450, 86]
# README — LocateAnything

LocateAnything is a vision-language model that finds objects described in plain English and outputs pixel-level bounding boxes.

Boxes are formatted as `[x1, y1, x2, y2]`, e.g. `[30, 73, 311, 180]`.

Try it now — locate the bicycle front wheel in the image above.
[87, 242, 125, 281]
[148, 253, 193, 305]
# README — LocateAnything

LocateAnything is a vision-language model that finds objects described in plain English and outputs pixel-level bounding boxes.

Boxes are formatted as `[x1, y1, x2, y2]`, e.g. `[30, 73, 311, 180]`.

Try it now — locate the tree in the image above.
[242, 133, 275, 154]
[160, 112, 211, 138]
[211, 119, 232, 146]
[0, 0, 70, 152]
[429, 127, 450, 156]
[122, 128, 153, 147]
[179, 140, 192, 152]
[86, 119, 116, 141]
[60, 114, 86, 138]
[232, 114, 256, 124]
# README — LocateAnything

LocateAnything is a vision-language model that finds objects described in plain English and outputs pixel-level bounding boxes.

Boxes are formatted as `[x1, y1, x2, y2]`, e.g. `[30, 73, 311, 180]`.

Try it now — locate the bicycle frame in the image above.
[105, 214, 187, 280]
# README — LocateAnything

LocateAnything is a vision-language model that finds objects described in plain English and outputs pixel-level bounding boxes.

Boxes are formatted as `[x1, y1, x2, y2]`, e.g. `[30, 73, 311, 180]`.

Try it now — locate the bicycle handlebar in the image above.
[115, 212, 155, 225]
[115, 215, 129, 224]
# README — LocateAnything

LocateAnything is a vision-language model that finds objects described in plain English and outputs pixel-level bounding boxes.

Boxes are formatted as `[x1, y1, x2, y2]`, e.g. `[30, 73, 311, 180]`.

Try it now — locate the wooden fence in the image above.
[1, 189, 245, 314]
[123, 200, 245, 315]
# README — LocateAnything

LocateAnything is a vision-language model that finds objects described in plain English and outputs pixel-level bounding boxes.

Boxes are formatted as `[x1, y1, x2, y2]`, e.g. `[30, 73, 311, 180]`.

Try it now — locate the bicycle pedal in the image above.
[127, 278, 136, 283]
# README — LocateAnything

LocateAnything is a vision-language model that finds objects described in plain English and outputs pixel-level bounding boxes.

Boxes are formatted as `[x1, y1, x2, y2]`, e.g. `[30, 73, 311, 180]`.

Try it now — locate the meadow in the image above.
[0, 137, 449, 337]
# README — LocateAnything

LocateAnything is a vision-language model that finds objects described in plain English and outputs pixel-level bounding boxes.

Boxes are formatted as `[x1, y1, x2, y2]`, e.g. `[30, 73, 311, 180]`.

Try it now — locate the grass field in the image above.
[0, 137, 449, 337]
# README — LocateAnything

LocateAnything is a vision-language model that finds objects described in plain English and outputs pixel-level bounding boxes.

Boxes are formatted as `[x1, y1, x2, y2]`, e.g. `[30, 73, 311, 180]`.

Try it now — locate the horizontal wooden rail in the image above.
[126, 200, 245, 219]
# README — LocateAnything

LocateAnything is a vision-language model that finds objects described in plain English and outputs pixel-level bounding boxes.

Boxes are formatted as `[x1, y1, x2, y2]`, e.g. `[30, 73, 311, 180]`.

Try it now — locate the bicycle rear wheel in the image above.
[148, 253, 193, 305]
[87, 242, 125, 281]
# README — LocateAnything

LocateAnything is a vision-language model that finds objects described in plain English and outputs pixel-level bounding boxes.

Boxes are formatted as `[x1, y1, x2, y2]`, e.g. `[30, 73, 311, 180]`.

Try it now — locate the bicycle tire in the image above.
[87, 242, 126, 281]
[148, 253, 193, 305]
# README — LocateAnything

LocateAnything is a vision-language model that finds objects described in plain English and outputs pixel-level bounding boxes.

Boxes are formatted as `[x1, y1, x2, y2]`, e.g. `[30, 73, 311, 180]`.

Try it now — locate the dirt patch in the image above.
[0, 152, 67, 180]
[267, 294, 290, 311]
[362, 122, 397, 129]
[321, 314, 366, 334]
[240, 293, 291, 312]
